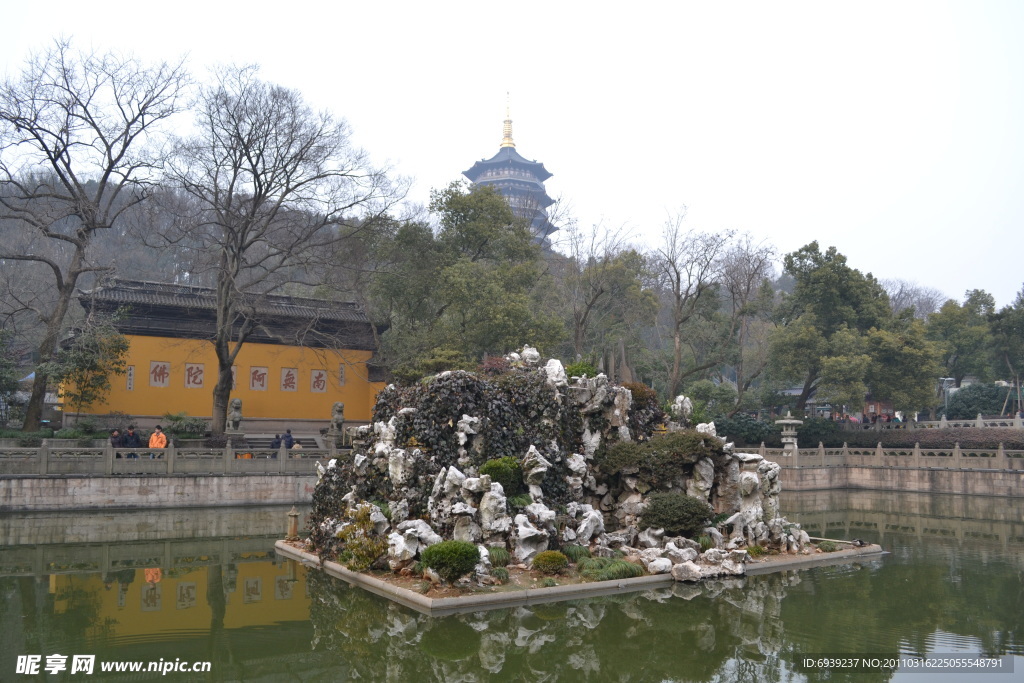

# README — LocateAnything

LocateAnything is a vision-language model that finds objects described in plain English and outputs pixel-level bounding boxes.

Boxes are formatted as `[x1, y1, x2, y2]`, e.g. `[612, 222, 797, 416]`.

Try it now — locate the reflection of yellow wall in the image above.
[73, 335, 384, 421]
[52, 562, 310, 640]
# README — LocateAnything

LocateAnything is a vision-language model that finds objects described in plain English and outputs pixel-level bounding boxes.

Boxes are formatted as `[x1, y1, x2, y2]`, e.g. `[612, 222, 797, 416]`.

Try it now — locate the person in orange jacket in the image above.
[148, 425, 167, 458]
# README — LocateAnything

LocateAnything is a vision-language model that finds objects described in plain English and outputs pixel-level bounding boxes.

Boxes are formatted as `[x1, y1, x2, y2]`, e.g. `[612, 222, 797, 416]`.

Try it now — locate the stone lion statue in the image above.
[330, 402, 345, 433]
[227, 398, 243, 432]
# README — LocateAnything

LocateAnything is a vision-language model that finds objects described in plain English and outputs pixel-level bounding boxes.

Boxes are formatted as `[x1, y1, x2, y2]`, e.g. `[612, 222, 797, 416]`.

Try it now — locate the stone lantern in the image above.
[775, 411, 803, 456]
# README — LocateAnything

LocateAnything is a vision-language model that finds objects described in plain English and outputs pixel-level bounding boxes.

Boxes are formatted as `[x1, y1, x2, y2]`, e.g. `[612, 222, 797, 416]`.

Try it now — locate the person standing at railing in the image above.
[148, 425, 167, 458]
[110, 429, 124, 459]
[123, 426, 142, 459]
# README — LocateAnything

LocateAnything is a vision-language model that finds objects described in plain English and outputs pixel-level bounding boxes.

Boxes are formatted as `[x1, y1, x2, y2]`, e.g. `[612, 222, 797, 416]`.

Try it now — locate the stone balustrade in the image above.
[0, 441, 340, 476]
[838, 413, 1023, 431]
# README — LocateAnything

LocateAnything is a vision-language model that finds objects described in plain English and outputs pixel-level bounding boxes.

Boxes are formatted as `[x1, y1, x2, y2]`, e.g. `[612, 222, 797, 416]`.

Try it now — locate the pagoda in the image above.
[463, 106, 556, 243]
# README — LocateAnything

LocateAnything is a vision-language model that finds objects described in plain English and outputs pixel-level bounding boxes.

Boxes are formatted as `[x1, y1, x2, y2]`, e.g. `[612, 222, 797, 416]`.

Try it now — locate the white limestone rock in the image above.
[666, 544, 699, 564]
[638, 527, 665, 548]
[672, 560, 702, 582]
[575, 509, 605, 544]
[525, 502, 556, 526]
[544, 358, 568, 387]
[521, 346, 541, 366]
[387, 531, 418, 571]
[696, 422, 718, 439]
[647, 558, 674, 574]
[522, 446, 551, 485]
[396, 519, 442, 547]
[512, 513, 549, 563]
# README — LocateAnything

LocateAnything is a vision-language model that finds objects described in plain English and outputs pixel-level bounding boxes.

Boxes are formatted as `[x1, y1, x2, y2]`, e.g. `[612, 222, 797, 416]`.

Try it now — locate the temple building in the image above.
[67, 279, 386, 430]
[463, 108, 557, 243]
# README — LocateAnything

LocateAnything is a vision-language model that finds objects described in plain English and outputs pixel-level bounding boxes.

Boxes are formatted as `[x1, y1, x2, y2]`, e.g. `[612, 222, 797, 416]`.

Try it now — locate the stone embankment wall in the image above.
[0, 474, 317, 511]
[772, 464, 1023, 497]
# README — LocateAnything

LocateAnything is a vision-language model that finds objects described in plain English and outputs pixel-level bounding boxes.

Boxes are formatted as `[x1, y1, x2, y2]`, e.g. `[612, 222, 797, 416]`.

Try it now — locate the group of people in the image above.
[270, 429, 302, 451]
[109, 425, 167, 458]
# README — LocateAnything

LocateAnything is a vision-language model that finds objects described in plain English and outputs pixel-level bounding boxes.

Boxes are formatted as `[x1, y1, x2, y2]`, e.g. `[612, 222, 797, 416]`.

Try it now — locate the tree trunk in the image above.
[22, 280, 75, 432]
[210, 365, 233, 435]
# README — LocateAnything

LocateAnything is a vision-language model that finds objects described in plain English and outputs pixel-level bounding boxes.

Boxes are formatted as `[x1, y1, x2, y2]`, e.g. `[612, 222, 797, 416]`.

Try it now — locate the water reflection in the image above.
[0, 494, 1020, 681]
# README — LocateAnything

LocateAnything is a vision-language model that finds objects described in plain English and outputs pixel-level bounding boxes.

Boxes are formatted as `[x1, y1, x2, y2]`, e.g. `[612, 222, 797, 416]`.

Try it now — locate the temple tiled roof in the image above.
[79, 278, 378, 350]
[463, 146, 553, 183]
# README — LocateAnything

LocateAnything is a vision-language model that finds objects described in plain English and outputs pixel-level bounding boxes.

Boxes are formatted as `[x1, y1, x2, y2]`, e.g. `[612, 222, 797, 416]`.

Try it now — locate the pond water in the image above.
[0, 491, 1021, 681]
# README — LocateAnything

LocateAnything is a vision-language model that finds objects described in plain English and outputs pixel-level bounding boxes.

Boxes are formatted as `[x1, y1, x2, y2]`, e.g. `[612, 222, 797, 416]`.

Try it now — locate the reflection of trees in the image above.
[307, 570, 801, 682]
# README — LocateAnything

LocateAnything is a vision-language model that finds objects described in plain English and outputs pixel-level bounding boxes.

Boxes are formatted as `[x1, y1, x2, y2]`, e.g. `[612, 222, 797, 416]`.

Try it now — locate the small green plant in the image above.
[747, 544, 767, 557]
[817, 540, 839, 553]
[711, 512, 731, 527]
[480, 456, 525, 497]
[507, 493, 533, 509]
[541, 577, 558, 587]
[640, 492, 713, 537]
[532, 550, 569, 575]
[335, 504, 388, 572]
[490, 567, 510, 584]
[565, 360, 598, 378]
[562, 544, 591, 563]
[421, 540, 481, 583]
[698, 535, 714, 552]
[162, 411, 208, 437]
[371, 500, 392, 520]
[487, 546, 511, 567]
[578, 557, 645, 581]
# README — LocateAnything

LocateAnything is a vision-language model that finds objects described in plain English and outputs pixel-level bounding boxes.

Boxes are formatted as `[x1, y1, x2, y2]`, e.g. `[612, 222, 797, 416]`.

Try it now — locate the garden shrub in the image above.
[490, 566, 510, 583]
[578, 557, 645, 581]
[480, 456, 525, 497]
[507, 493, 533, 509]
[943, 383, 1011, 420]
[532, 550, 569, 575]
[335, 505, 388, 572]
[565, 360, 598, 378]
[562, 544, 591, 563]
[817, 540, 839, 552]
[640, 492, 713, 537]
[421, 540, 480, 583]
[487, 546, 511, 567]
[712, 413, 776, 446]
[595, 430, 723, 488]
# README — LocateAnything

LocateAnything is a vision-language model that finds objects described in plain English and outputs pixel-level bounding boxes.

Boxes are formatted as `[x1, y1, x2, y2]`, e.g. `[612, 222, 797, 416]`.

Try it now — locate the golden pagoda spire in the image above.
[500, 93, 515, 148]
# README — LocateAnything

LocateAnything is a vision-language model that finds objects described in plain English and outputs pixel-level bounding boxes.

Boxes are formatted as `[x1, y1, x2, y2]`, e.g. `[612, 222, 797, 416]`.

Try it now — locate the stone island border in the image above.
[275, 540, 885, 617]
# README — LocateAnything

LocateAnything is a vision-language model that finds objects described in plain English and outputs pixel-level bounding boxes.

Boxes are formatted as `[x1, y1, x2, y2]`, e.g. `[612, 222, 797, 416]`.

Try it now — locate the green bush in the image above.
[817, 540, 839, 552]
[747, 544, 767, 557]
[640, 492, 713, 537]
[336, 505, 388, 572]
[944, 383, 1011, 420]
[578, 557, 645, 581]
[421, 540, 481, 583]
[622, 382, 658, 411]
[487, 546, 511, 567]
[562, 544, 591, 563]
[712, 414, 776, 446]
[595, 430, 724, 488]
[490, 566, 510, 583]
[480, 456, 525, 497]
[565, 360, 598, 378]
[507, 493, 533, 509]
[162, 411, 208, 437]
[532, 550, 569, 575]
[698, 535, 714, 552]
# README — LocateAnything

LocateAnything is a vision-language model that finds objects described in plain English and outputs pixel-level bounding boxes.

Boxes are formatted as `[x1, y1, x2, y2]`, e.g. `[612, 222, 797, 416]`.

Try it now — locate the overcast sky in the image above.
[3, 1, 1022, 307]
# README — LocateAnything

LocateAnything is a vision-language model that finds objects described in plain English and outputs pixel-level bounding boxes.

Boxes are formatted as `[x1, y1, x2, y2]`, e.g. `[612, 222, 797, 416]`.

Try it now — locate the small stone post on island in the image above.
[775, 410, 803, 457]
[286, 506, 300, 540]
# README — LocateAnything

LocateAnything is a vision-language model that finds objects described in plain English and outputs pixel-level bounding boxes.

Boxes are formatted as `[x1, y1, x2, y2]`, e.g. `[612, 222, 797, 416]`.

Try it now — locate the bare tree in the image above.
[650, 211, 733, 397]
[161, 66, 401, 433]
[881, 278, 946, 320]
[717, 235, 777, 415]
[0, 40, 188, 430]
[549, 221, 654, 359]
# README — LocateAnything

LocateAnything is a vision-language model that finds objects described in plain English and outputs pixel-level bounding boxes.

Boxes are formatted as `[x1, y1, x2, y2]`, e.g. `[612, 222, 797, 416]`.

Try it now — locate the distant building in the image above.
[463, 107, 557, 244]
[69, 279, 386, 429]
